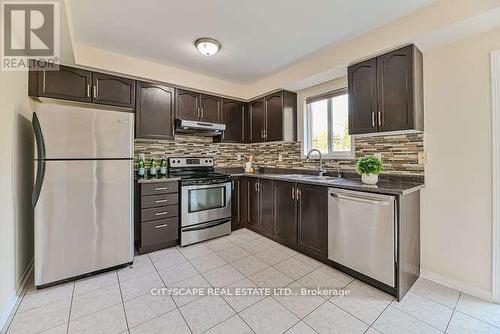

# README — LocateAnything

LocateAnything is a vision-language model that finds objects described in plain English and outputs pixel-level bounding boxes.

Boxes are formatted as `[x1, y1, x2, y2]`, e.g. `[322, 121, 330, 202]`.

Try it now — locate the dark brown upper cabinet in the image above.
[248, 90, 297, 143]
[92, 73, 135, 108]
[297, 183, 328, 258]
[200, 94, 221, 123]
[135, 81, 175, 140]
[29, 65, 92, 103]
[348, 58, 378, 134]
[176, 89, 200, 121]
[176, 89, 222, 123]
[220, 99, 244, 143]
[29, 65, 135, 109]
[348, 44, 423, 135]
[249, 99, 265, 143]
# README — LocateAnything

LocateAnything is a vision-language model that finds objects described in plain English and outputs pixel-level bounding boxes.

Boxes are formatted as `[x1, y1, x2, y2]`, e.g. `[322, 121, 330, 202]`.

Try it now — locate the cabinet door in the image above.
[259, 179, 274, 237]
[239, 177, 249, 227]
[200, 94, 221, 123]
[231, 177, 242, 230]
[273, 181, 297, 246]
[221, 99, 244, 142]
[135, 81, 175, 140]
[36, 65, 92, 102]
[377, 45, 414, 132]
[247, 178, 260, 231]
[176, 89, 200, 121]
[264, 92, 283, 142]
[348, 58, 378, 135]
[249, 99, 265, 143]
[297, 184, 328, 258]
[92, 72, 135, 108]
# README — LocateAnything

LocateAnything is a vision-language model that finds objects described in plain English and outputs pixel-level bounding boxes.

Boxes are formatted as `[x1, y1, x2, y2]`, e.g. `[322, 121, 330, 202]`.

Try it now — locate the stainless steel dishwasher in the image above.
[328, 188, 396, 287]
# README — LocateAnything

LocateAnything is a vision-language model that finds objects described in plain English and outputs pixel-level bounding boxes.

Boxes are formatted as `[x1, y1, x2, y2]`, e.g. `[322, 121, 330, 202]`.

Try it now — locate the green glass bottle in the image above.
[160, 156, 167, 176]
[149, 157, 157, 176]
[137, 153, 145, 177]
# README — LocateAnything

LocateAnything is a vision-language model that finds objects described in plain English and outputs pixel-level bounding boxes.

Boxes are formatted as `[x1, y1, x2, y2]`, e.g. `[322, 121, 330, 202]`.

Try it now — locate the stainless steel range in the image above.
[168, 157, 232, 246]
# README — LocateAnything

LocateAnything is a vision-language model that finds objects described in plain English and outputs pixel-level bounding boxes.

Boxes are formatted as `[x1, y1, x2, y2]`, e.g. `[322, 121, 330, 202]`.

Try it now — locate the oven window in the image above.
[188, 186, 226, 213]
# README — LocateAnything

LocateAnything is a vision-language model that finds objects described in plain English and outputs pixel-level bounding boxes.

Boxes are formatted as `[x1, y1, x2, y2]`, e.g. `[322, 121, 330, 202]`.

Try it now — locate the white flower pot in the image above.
[362, 173, 379, 185]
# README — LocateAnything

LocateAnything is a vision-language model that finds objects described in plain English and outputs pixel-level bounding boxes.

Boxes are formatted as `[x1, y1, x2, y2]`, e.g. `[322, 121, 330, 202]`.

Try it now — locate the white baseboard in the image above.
[0, 260, 33, 332]
[421, 268, 493, 302]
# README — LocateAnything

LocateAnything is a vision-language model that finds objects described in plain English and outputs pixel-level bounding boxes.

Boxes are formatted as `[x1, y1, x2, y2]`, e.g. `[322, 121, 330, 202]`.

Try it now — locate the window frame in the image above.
[303, 88, 354, 160]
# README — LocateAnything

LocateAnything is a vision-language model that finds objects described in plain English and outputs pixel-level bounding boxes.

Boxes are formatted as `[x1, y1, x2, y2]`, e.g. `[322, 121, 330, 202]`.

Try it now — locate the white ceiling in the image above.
[69, 0, 436, 84]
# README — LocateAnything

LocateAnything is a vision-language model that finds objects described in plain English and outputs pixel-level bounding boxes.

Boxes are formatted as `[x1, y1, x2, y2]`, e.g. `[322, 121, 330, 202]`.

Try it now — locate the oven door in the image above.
[181, 182, 232, 227]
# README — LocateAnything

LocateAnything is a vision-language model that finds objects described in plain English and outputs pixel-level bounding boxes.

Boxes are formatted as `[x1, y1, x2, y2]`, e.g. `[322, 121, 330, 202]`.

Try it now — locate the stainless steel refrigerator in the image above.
[32, 103, 134, 287]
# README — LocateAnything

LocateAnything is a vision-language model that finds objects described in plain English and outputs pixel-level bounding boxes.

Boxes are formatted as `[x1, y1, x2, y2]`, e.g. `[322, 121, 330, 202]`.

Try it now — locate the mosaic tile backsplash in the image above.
[135, 132, 424, 176]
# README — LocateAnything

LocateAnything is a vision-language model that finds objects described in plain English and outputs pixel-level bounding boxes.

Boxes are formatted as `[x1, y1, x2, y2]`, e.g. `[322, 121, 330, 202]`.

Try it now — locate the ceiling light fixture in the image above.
[195, 38, 221, 56]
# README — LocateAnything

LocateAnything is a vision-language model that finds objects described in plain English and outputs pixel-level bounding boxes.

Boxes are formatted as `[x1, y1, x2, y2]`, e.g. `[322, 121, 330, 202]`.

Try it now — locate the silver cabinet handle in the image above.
[201, 108, 204, 118]
[154, 199, 168, 203]
[154, 187, 167, 191]
[87, 84, 90, 98]
[154, 223, 168, 229]
[261, 129, 264, 139]
[372, 111, 376, 127]
[93, 85, 97, 99]
[296, 188, 300, 200]
[254, 182, 258, 192]
[378, 111, 382, 126]
[291, 187, 295, 199]
[263, 130, 267, 139]
[197, 107, 200, 118]
[154, 212, 168, 216]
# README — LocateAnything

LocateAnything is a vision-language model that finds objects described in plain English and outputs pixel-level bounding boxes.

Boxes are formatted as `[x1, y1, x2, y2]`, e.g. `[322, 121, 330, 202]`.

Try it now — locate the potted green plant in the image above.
[356, 156, 383, 185]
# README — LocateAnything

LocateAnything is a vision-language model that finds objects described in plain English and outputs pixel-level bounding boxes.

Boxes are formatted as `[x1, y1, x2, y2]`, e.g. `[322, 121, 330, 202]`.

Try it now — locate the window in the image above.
[304, 89, 353, 158]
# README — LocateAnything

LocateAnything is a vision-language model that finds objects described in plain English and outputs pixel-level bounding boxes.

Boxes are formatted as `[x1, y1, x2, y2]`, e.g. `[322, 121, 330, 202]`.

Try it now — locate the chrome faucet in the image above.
[306, 149, 326, 176]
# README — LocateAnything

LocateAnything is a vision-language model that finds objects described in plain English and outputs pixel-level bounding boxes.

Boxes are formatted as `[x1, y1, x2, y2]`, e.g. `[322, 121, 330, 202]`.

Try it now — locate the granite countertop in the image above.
[136, 176, 181, 184]
[229, 172, 424, 196]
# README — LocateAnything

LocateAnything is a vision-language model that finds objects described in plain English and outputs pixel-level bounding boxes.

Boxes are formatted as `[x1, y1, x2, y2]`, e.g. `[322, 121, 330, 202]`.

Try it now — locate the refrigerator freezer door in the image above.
[34, 160, 133, 286]
[34, 103, 133, 159]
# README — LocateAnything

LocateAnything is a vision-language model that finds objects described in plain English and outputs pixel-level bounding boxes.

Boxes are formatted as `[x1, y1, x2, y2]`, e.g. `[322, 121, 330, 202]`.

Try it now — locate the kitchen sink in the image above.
[274, 174, 343, 182]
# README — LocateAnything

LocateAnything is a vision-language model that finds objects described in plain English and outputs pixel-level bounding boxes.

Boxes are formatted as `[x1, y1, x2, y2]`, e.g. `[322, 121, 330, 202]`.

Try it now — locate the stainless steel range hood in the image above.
[175, 119, 225, 136]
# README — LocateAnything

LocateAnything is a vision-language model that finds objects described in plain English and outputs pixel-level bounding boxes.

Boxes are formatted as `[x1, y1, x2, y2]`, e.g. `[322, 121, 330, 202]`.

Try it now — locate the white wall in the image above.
[0, 69, 34, 328]
[422, 27, 500, 294]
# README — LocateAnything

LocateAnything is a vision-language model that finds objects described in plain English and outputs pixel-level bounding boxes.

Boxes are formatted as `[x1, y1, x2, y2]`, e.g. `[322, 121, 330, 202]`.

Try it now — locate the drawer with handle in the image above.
[141, 205, 178, 222]
[141, 217, 178, 247]
[141, 182, 178, 196]
[141, 193, 178, 209]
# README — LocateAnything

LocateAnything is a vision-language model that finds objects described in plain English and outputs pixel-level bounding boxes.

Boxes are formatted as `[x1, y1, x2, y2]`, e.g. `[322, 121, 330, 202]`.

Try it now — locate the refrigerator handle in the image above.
[32, 113, 46, 206]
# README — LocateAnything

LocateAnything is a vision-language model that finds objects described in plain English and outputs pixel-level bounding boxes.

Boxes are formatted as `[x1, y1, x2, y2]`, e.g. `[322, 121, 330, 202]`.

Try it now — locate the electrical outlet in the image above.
[418, 152, 427, 164]
[236, 153, 241, 161]
[374, 153, 382, 161]
[278, 153, 283, 162]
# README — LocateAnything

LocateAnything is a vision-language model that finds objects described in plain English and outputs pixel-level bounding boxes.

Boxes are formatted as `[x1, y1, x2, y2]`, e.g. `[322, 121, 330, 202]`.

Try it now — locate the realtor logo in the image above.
[2, 1, 59, 71]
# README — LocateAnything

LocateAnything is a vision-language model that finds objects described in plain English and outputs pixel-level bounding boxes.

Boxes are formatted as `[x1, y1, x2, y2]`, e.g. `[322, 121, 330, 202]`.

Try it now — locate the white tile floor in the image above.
[3, 228, 500, 334]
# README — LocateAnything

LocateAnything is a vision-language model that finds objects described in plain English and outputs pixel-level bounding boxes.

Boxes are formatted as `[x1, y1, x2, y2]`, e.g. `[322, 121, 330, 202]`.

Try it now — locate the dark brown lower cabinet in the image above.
[259, 179, 274, 237]
[247, 178, 260, 231]
[231, 177, 245, 230]
[135, 180, 179, 254]
[297, 183, 328, 258]
[273, 181, 297, 246]
[237, 176, 419, 301]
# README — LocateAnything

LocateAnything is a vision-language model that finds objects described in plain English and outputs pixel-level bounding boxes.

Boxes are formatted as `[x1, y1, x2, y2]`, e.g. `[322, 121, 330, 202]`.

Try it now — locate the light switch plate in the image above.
[278, 153, 283, 162]
[236, 153, 241, 161]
